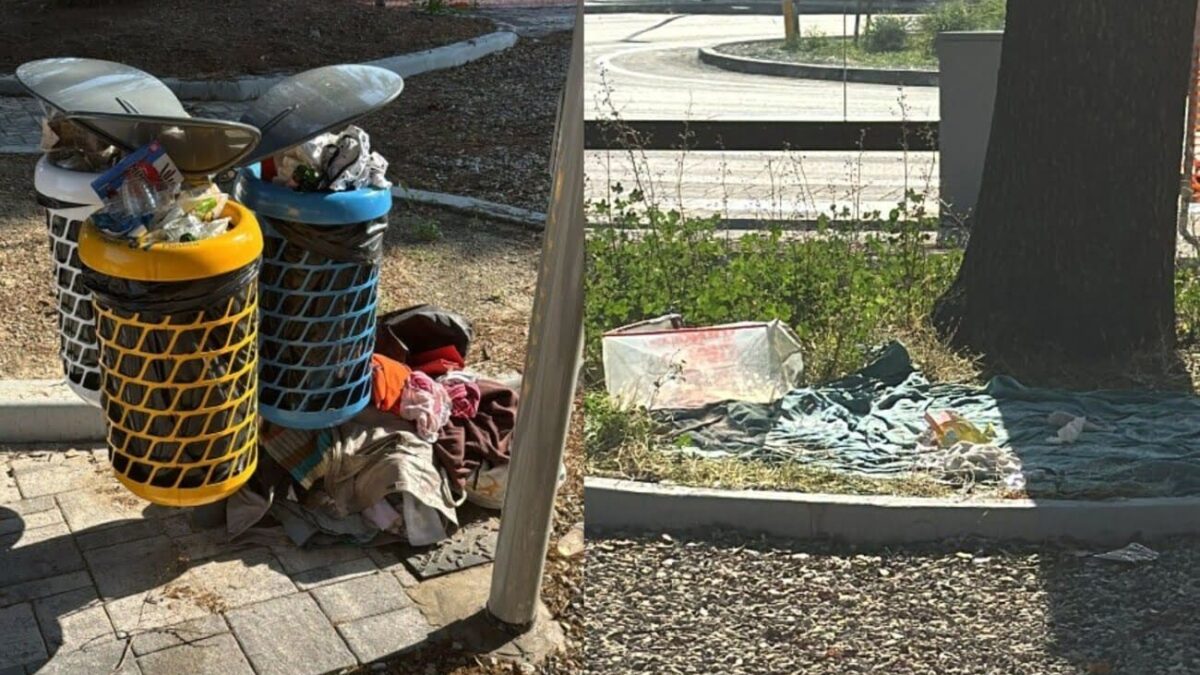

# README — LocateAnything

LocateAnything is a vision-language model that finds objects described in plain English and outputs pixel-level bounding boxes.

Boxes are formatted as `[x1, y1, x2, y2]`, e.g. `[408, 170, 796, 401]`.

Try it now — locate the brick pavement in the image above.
[0, 449, 563, 674]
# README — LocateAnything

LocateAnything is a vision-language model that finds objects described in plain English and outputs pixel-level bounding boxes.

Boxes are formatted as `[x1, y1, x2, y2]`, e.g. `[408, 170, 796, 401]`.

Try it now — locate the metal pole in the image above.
[487, 0, 585, 629]
[1178, 0, 1200, 252]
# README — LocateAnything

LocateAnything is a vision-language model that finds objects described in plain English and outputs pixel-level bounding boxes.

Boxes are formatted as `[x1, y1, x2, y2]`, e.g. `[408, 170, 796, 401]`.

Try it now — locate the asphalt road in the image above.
[585, 148, 940, 220]
[583, 13, 941, 220]
[584, 13, 940, 121]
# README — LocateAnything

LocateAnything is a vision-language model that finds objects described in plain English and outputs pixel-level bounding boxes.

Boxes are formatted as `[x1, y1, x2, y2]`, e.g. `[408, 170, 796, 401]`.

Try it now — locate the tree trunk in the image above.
[933, 0, 1198, 362]
[854, 0, 862, 44]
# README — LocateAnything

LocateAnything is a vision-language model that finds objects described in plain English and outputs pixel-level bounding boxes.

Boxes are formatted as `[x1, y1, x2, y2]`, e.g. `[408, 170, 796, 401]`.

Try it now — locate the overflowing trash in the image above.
[26, 57, 540, 555]
[263, 125, 390, 192]
[40, 115, 121, 172]
[89, 140, 233, 246]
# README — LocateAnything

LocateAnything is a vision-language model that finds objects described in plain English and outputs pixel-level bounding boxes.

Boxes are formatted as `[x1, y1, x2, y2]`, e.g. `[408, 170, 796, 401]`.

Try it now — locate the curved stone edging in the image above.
[0, 30, 518, 101]
[699, 42, 939, 87]
[585, 477, 1200, 545]
[394, 186, 546, 230]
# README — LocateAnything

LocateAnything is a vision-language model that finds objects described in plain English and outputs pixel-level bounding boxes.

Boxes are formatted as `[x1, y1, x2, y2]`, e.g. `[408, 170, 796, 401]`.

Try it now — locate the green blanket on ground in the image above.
[655, 342, 1200, 497]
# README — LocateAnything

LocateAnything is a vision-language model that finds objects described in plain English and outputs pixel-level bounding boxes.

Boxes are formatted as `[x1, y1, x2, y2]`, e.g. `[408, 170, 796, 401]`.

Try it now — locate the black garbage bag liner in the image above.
[265, 215, 386, 264]
[82, 261, 259, 485]
[375, 304, 475, 364]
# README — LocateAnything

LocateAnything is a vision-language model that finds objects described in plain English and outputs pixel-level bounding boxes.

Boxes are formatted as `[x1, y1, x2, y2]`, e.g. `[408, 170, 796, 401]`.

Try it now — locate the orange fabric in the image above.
[371, 354, 412, 414]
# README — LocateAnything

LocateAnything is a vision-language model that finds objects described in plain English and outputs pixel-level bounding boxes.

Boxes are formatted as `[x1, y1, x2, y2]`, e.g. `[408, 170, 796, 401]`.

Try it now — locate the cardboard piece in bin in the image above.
[602, 317, 805, 410]
[16, 58, 186, 117]
[238, 64, 404, 166]
[63, 112, 261, 179]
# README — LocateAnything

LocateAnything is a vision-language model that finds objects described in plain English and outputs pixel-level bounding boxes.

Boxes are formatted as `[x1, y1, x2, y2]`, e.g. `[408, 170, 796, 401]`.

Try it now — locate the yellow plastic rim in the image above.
[78, 200, 263, 282]
[110, 450, 258, 507]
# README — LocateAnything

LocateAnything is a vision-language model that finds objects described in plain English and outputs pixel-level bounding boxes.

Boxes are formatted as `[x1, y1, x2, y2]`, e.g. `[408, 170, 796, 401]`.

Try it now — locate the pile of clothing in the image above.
[228, 305, 522, 549]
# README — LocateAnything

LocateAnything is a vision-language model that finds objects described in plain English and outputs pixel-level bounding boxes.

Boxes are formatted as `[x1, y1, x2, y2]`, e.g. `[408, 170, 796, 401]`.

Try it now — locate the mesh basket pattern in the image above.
[93, 283, 259, 506]
[47, 212, 102, 402]
[257, 219, 379, 429]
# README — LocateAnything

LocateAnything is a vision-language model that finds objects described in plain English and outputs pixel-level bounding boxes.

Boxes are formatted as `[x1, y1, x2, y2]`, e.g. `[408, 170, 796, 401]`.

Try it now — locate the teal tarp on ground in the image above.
[655, 342, 1200, 496]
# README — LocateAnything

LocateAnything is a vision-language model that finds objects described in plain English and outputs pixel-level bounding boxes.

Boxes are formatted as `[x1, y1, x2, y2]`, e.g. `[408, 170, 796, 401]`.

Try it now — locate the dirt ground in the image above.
[366, 29, 571, 212]
[0, 1, 493, 78]
[0, 154, 545, 380]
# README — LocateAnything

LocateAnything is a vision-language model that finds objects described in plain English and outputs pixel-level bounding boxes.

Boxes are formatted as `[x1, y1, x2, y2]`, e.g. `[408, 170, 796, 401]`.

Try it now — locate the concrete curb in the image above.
[585, 477, 1200, 546]
[585, 0, 934, 15]
[698, 43, 939, 87]
[0, 380, 105, 443]
[394, 186, 546, 230]
[0, 373, 524, 445]
[0, 31, 518, 101]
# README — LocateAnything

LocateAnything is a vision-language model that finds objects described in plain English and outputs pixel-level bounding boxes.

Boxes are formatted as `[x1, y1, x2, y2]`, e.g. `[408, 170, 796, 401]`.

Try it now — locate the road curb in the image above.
[585, 0, 934, 15]
[0, 373, 525, 445]
[0, 380, 105, 443]
[0, 31, 518, 101]
[394, 186, 546, 230]
[698, 43, 939, 87]
[584, 477, 1200, 545]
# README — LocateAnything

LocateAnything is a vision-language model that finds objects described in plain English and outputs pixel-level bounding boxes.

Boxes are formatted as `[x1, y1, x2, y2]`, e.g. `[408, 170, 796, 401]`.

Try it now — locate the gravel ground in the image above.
[585, 531, 1200, 674]
[364, 28, 572, 212]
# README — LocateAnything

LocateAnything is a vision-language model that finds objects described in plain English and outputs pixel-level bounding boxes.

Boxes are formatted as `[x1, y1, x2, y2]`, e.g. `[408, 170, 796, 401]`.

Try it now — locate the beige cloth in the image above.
[321, 407, 459, 534]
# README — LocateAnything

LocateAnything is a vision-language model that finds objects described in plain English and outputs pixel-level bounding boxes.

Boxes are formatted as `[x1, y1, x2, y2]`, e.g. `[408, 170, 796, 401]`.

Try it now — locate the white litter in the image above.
[1093, 543, 1159, 564]
[602, 314, 805, 410]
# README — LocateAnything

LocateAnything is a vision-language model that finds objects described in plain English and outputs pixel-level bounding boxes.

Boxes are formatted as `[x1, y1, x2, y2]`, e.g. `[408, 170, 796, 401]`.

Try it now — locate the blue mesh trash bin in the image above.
[235, 169, 391, 428]
[232, 63, 403, 429]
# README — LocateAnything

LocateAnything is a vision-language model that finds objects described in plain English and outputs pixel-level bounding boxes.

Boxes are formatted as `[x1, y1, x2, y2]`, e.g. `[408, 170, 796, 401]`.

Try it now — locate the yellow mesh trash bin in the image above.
[78, 201, 263, 507]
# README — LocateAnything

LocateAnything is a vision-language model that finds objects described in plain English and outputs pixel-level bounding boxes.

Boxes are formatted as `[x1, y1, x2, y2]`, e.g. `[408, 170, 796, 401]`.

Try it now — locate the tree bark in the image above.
[933, 0, 1198, 362]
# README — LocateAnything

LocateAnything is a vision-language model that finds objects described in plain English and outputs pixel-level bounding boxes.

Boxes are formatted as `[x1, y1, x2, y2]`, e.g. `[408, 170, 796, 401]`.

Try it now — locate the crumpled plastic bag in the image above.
[1046, 410, 1106, 445]
[917, 438, 1026, 490]
[272, 125, 390, 192]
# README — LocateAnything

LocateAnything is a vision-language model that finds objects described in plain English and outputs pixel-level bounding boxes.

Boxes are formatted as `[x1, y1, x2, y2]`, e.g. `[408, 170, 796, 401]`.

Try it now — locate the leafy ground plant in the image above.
[584, 188, 1200, 497]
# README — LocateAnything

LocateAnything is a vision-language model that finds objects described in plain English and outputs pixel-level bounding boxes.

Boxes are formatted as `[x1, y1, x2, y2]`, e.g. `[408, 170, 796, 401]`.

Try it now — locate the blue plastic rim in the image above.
[236, 169, 391, 430]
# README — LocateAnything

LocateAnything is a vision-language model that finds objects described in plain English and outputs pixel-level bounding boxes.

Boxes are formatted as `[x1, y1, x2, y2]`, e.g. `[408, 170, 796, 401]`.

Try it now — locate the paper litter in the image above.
[270, 125, 390, 192]
[1093, 543, 1159, 564]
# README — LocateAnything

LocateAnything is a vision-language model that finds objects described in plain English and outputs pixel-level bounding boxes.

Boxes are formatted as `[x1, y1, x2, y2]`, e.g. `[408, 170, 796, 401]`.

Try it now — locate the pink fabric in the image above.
[442, 376, 481, 420]
[399, 371, 452, 442]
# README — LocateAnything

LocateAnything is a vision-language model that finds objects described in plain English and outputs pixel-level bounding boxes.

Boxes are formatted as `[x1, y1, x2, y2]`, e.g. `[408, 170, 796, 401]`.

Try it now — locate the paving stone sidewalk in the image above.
[0, 448, 563, 674]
